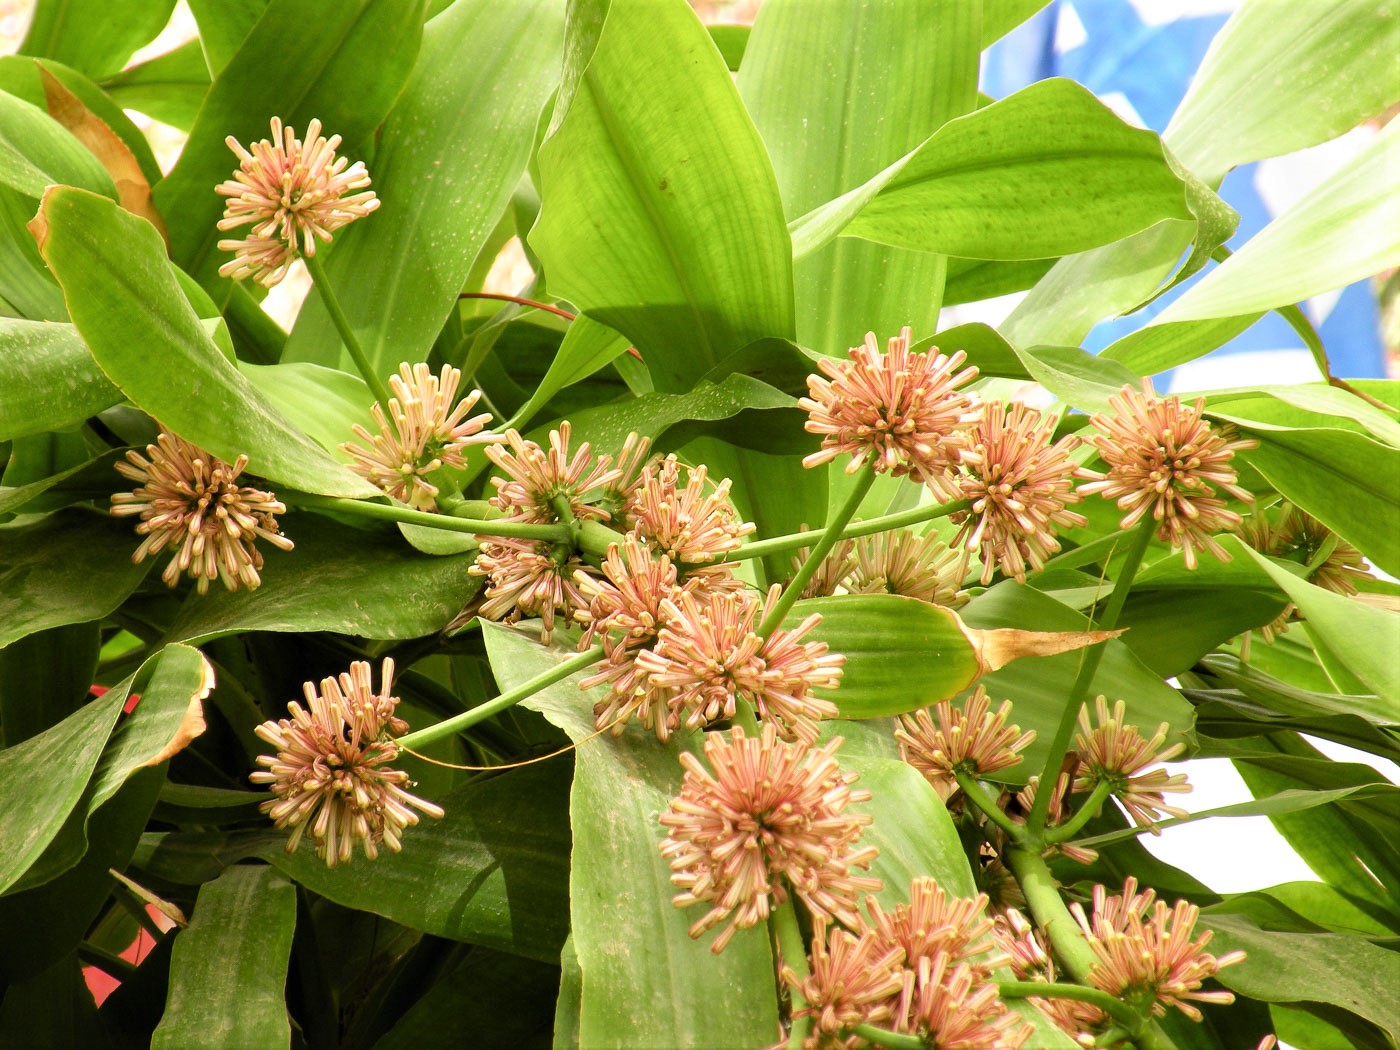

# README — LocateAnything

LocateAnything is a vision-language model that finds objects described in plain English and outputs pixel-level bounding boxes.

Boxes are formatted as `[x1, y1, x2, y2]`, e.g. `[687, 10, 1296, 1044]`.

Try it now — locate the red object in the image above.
[90, 683, 142, 715]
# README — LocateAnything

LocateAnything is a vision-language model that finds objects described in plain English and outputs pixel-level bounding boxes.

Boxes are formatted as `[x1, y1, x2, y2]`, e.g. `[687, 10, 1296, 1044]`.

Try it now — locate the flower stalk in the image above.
[719, 496, 970, 565]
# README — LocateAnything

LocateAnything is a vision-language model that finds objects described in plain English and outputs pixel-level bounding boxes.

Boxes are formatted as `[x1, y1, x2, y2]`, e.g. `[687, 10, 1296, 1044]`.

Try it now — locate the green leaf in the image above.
[561, 372, 801, 457]
[33, 187, 380, 498]
[1165, 0, 1400, 185]
[253, 758, 571, 963]
[798, 595, 983, 718]
[840, 79, 1190, 260]
[1158, 120, 1400, 323]
[531, 0, 794, 391]
[482, 622, 780, 1048]
[152, 865, 297, 1050]
[1013, 343, 1139, 413]
[100, 38, 210, 131]
[959, 582, 1195, 776]
[166, 515, 478, 644]
[0, 510, 150, 650]
[1117, 585, 1284, 679]
[981, 0, 1051, 46]
[739, 0, 978, 353]
[154, 0, 424, 283]
[0, 88, 116, 199]
[1100, 313, 1261, 375]
[1196, 652, 1397, 732]
[0, 448, 125, 518]
[1203, 910, 1400, 1039]
[0, 686, 121, 895]
[1207, 386, 1400, 447]
[0, 319, 120, 440]
[283, 0, 565, 375]
[238, 361, 374, 464]
[185, 0, 269, 76]
[18, 0, 175, 80]
[506, 313, 631, 431]
[13, 644, 210, 892]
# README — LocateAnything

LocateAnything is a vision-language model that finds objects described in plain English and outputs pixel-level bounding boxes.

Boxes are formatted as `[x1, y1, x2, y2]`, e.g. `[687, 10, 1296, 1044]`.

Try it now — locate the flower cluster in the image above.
[342, 362, 497, 511]
[1239, 502, 1372, 641]
[216, 117, 379, 286]
[111, 430, 294, 593]
[659, 725, 879, 953]
[250, 659, 443, 867]
[951, 400, 1090, 584]
[799, 326, 979, 500]
[894, 687, 1035, 803]
[1072, 878, 1245, 1022]
[786, 878, 1029, 1050]
[1075, 696, 1191, 833]
[1079, 380, 1257, 569]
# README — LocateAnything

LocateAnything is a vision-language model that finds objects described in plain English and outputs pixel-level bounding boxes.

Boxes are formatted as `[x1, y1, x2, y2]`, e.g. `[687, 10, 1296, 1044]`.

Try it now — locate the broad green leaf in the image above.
[33, 187, 380, 498]
[254, 758, 571, 962]
[1158, 120, 1400, 323]
[0, 448, 125, 518]
[0, 320, 119, 440]
[706, 23, 748, 70]
[483, 622, 780, 1048]
[944, 257, 1055, 308]
[12, 643, 211, 892]
[0, 685, 121, 895]
[798, 593, 1121, 720]
[561, 372, 801, 458]
[372, 949, 559, 1050]
[1101, 313, 1262, 375]
[1013, 343, 1139, 412]
[1234, 735, 1400, 915]
[18, 0, 175, 81]
[284, 0, 565, 376]
[166, 516, 479, 644]
[185, 0, 270, 76]
[1203, 911, 1400, 1039]
[0, 956, 108, 1049]
[1228, 428, 1400, 576]
[238, 361, 374, 463]
[0, 510, 150, 650]
[1206, 387, 1400, 449]
[842, 79, 1190, 260]
[1196, 652, 1397, 731]
[959, 582, 1195, 775]
[1256, 881, 1396, 936]
[1004, 0, 1400, 349]
[531, 0, 794, 392]
[100, 38, 210, 131]
[154, 0, 423, 283]
[1116, 585, 1284, 679]
[740, 0, 978, 354]
[0, 622, 98, 746]
[0, 88, 116, 200]
[921, 322, 1030, 379]
[0, 183, 67, 320]
[1165, 0, 1400, 185]
[506, 313, 631, 432]
[152, 865, 297, 1050]
[1234, 541, 1400, 705]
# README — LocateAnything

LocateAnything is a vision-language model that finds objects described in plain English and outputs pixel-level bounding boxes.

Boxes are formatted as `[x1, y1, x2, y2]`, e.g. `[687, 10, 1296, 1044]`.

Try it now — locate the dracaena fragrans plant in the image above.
[1, 2, 1396, 1048]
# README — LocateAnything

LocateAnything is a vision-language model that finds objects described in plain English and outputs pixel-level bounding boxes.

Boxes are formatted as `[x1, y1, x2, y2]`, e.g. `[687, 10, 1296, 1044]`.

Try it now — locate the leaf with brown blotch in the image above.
[39, 67, 169, 244]
[139, 651, 214, 768]
[962, 625, 1126, 675]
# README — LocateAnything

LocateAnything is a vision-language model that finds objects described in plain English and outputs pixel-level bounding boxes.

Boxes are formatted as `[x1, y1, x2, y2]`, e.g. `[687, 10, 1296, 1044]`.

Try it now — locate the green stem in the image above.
[1045, 779, 1114, 844]
[292, 493, 573, 542]
[1026, 516, 1155, 837]
[1004, 845, 1099, 986]
[952, 770, 1024, 843]
[996, 979, 1141, 1030]
[771, 897, 812, 1050]
[397, 647, 604, 750]
[720, 496, 970, 566]
[849, 1025, 924, 1050]
[303, 251, 394, 410]
[758, 470, 877, 637]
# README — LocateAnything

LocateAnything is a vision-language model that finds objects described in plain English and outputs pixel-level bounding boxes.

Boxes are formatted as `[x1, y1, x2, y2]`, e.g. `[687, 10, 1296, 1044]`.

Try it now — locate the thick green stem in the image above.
[1004, 846, 1100, 985]
[292, 493, 573, 542]
[1026, 516, 1156, 837]
[397, 647, 604, 750]
[996, 979, 1141, 1030]
[720, 496, 970, 566]
[1045, 779, 1114, 844]
[758, 470, 877, 637]
[849, 1025, 924, 1050]
[771, 895, 813, 1050]
[303, 251, 394, 410]
[952, 770, 1024, 843]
